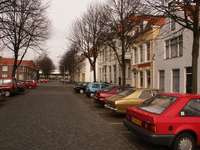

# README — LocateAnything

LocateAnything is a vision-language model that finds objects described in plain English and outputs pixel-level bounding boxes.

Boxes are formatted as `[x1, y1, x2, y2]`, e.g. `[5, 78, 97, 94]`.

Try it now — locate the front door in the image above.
[82, 74, 85, 82]
[186, 67, 192, 93]
[186, 74, 192, 93]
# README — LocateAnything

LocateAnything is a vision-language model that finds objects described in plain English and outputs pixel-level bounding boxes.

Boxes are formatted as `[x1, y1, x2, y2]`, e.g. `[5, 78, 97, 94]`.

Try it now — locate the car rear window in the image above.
[92, 84, 100, 88]
[83, 82, 89, 86]
[101, 86, 116, 91]
[0, 79, 11, 85]
[117, 88, 136, 96]
[137, 95, 178, 114]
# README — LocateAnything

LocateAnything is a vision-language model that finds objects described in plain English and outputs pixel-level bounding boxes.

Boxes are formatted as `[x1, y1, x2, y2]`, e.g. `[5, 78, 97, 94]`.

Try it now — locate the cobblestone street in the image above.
[0, 81, 137, 150]
[0, 81, 200, 150]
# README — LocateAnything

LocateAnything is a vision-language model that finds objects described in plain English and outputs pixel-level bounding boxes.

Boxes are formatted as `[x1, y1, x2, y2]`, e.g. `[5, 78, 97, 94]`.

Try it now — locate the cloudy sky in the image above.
[1, 0, 106, 69]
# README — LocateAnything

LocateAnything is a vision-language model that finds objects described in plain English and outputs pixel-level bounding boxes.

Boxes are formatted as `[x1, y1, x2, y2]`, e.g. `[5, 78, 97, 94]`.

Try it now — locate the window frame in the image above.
[2, 66, 8, 71]
[19, 66, 24, 72]
[159, 70, 165, 90]
[172, 69, 180, 92]
[139, 44, 143, 63]
[146, 41, 151, 61]
[165, 35, 183, 59]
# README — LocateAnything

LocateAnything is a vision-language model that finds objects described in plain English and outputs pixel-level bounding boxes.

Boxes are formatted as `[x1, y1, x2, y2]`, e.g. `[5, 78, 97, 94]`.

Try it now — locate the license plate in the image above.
[131, 117, 141, 126]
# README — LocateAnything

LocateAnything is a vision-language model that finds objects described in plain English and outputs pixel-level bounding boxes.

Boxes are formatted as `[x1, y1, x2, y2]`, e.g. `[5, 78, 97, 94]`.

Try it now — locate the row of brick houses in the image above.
[73, 4, 200, 94]
[0, 57, 39, 81]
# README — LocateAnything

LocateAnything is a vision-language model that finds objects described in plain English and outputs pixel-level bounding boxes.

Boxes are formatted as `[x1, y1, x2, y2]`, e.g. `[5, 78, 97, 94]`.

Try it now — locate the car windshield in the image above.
[117, 88, 136, 96]
[101, 86, 116, 91]
[83, 82, 89, 86]
[137, 94, 178, 114]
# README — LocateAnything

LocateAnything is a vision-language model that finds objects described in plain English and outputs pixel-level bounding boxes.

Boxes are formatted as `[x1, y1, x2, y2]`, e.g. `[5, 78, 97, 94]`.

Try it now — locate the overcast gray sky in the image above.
[1, 0, 106, 69]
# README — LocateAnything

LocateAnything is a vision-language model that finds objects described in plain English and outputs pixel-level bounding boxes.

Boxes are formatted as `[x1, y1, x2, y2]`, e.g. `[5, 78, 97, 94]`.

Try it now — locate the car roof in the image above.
[128, 88, 163, 91]
[158, 92, 200, 98]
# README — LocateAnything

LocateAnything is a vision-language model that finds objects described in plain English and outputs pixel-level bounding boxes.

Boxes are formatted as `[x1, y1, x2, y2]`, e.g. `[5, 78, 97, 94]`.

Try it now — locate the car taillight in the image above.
[98, 93, 101, 97]
[88, 88, 90, 92]
[113, 105, 116, 108]
[126, 114, 131, 121]
[142, 122, 157, 132]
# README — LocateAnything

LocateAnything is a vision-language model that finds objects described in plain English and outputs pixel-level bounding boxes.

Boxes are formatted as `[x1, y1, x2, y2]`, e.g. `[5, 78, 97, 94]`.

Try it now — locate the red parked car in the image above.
[19, 80, 37, 89]
[0, 77, 18, 96]
[93, 85, 133, 105]
[40, 79, 46, 83]
[123, 93, 200, 150]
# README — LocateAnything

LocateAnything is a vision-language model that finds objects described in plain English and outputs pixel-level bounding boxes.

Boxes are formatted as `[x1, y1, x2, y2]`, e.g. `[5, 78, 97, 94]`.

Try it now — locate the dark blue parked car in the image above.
[85, 82, 110, 98]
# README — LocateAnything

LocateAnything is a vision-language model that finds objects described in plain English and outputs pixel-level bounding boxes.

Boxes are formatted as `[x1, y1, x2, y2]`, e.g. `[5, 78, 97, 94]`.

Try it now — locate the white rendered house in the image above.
[153, 15, 200, 93]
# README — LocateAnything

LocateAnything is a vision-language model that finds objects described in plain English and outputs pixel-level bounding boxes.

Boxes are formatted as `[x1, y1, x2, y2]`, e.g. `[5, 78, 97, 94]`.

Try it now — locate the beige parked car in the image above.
[104, 88, 164, 114]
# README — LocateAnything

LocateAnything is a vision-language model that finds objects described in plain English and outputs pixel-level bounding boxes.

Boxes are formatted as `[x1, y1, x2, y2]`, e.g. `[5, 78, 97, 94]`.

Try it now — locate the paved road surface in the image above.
[0, 81, 137, 150]
[0, 81, 200, 150]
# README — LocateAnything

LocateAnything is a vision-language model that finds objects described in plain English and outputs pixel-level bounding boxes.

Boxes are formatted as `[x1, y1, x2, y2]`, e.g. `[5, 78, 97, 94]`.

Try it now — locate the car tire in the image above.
[172, 132, 195, 150]
[90, 93, 94, 98]
[5, 91, 11, 97]
[28, 85, 33, 89]
[80, 89, 84, 94]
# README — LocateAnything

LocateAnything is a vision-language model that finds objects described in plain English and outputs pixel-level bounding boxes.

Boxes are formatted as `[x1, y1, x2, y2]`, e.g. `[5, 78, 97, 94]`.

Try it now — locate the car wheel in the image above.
[90, 93, 94, 98]
[172, 132, 195, 150]
[80, 89, 84, 94]
[28, 85, 33, 89]
[5, 91, 11, 97]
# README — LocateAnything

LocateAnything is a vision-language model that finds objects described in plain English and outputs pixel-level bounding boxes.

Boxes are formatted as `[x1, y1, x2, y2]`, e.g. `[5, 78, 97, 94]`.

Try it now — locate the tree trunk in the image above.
[93, 63, 96, 82]
[122, 52, 126, 86]
[191, 32, 199, 94]
[12, 53, 18, 77]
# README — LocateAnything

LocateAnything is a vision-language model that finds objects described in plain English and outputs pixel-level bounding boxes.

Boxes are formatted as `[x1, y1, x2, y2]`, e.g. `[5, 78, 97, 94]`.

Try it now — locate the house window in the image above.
[105, 48, 107, 61]
[165, 35, 183, 59]
[139, 44, 143, 63]
[2, 66, 8, 71]
[140, 70, 143, 88]
[110, 48, 112, 60]
[109, 66, 111, 82]
[19, 74, 24, 80]
[128, 61, 131, 78]
[114, 65, 116, 83]
[102, 68, 104, 81]
[19, 66, 24, 72]
[102, 50, 104, 62]
[99, 69, 101, 81]
[146, 41, 151, 61]
[171, 19, 176, 30]
[173, 69, 180, 92]
[146, 70, 151, 88]
[159, 70, 165, 90]
[2, 74, 7, 77]
[128, 45, 132, 53]
[133, 47, 137, 64]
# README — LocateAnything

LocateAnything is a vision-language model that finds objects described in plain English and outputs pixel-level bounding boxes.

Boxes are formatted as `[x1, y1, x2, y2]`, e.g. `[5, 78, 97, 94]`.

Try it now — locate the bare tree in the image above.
[68, 2, 106, 82]
[59, 46, 78, 81]
[0, 0, 51, 77]
[100, 0, 146, 85]
[145, 0, 200, 93]
[76, 54, 86, 82]
[0, 0, 11, 14]
[36, 54, 55, 78]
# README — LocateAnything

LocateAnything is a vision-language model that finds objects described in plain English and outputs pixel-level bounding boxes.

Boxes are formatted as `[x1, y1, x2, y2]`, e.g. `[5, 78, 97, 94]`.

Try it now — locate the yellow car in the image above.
[104, 88, 164, 114]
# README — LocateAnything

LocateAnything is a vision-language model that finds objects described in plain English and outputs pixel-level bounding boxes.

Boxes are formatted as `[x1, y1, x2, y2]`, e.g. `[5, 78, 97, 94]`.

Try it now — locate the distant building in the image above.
[40, 70, 68, 80]
[0, 57, 38, 81]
